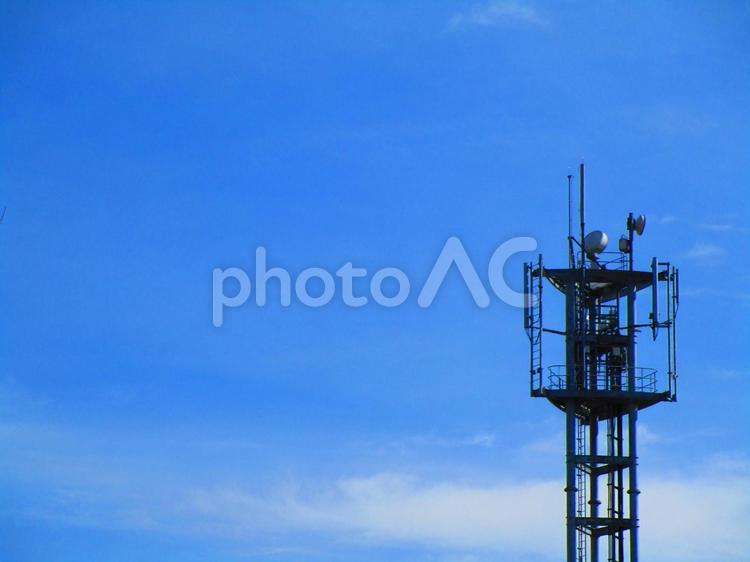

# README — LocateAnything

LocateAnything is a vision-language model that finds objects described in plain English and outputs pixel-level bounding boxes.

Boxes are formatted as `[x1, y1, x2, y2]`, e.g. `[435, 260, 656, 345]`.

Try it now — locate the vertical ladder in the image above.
[576, 417, 588, 562]
[606, 418, 616, 562]
[606, 414, 626, 562]
[524, 257, 543, 393]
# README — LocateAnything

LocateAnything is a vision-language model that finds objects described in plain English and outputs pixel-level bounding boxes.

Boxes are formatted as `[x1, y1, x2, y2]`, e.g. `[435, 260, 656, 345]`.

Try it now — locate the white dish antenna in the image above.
[634, 214, 646, 236]
[583, 230, 609, 254]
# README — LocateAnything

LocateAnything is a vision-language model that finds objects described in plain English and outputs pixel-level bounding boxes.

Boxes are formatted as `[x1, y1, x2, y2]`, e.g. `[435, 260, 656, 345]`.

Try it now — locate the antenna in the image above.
[567, 174, 574, 267]
[579, 162, 585, 267]
[567, 174, 573, 241]
[651, 257, 659, 339]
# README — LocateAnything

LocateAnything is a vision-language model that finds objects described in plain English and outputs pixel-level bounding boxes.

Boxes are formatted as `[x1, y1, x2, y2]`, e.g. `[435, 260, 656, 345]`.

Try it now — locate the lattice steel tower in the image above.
[523, 164, 679, 562]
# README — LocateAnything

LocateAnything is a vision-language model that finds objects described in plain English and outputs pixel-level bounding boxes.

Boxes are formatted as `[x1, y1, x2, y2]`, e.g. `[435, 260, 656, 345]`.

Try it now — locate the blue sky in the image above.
[1, 1, 749, 561]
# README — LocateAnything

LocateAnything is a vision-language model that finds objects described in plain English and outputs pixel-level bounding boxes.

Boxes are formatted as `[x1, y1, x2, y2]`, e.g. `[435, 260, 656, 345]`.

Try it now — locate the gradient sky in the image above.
[1, 2, 749, 562]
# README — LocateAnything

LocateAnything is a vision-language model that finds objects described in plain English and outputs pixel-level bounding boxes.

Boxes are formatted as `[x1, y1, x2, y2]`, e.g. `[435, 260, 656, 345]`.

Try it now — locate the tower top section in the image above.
[523, 163, 679, 416]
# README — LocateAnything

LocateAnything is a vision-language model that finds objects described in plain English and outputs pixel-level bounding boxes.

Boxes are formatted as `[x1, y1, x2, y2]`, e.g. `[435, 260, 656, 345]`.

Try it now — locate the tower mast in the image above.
[523, 165, 679, 562]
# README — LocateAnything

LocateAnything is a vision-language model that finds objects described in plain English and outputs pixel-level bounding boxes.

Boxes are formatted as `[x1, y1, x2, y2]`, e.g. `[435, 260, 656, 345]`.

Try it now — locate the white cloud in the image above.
[653, 215, 747, 233]
[707, 367, 746, 380]
[449, 1, 546, 29]
[641, 471, 750, 560]
[638, 423, 666, 445]
[379, 432, 499, 452]
[683, 242, 725, 261]
[462, 432, 496, 448]
[677, 287, 750, 305]
[188, 473, 564, 556]
[652, 214, 746, 232]
[624, 105, 718, 137]
[698, 222, 735, 232]
[2, 422, 749, 561]
[180, 466, 750, 561]
[679, 287, 708, 297]
[522, 432, 563, 455]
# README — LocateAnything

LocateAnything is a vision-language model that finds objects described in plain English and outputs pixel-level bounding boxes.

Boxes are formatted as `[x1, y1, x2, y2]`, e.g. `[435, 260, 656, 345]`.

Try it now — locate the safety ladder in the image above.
[576, 417, 588, 562]
[524, 258, 543, 392]
[606, 417, 625, 562]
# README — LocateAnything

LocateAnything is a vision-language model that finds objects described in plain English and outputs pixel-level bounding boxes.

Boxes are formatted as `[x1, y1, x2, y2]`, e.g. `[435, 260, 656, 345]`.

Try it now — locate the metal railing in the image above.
[576, 251, 629, 271]
[547, 364, 658, 393]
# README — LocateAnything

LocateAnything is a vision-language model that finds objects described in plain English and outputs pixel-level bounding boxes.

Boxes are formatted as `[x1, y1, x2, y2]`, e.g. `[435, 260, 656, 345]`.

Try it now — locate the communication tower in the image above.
[523, 164, 679, 562]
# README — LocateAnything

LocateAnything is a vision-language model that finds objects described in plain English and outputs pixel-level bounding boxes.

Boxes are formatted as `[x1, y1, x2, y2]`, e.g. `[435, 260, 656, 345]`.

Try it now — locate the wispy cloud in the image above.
[624, 105, 719, 137]
[16, 465, 750, 561]
[378, 432, 499, 453]
[462, 432, 496, 448]
[188, 473, 564, 555]
[699, 222, 734, 232]
[653, 215, 746, 233]
[651, 213, 747, 233]
[2, 422, 749, 561]
[707, 367, 746, 380]
[186, 467, 750, 560]
[638, 423, 672, 447]
[697, 221, 748, 233]
[679, 287, 750, 304]
[640, 466, 750, 560]
[449, 1, 547, 30]
[522, 432, 563, 455]
[683, 242, 726, 262]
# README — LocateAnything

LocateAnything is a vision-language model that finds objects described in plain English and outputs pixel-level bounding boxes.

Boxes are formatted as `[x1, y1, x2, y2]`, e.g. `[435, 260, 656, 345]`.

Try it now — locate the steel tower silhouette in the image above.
[523, 164, 679, 562]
